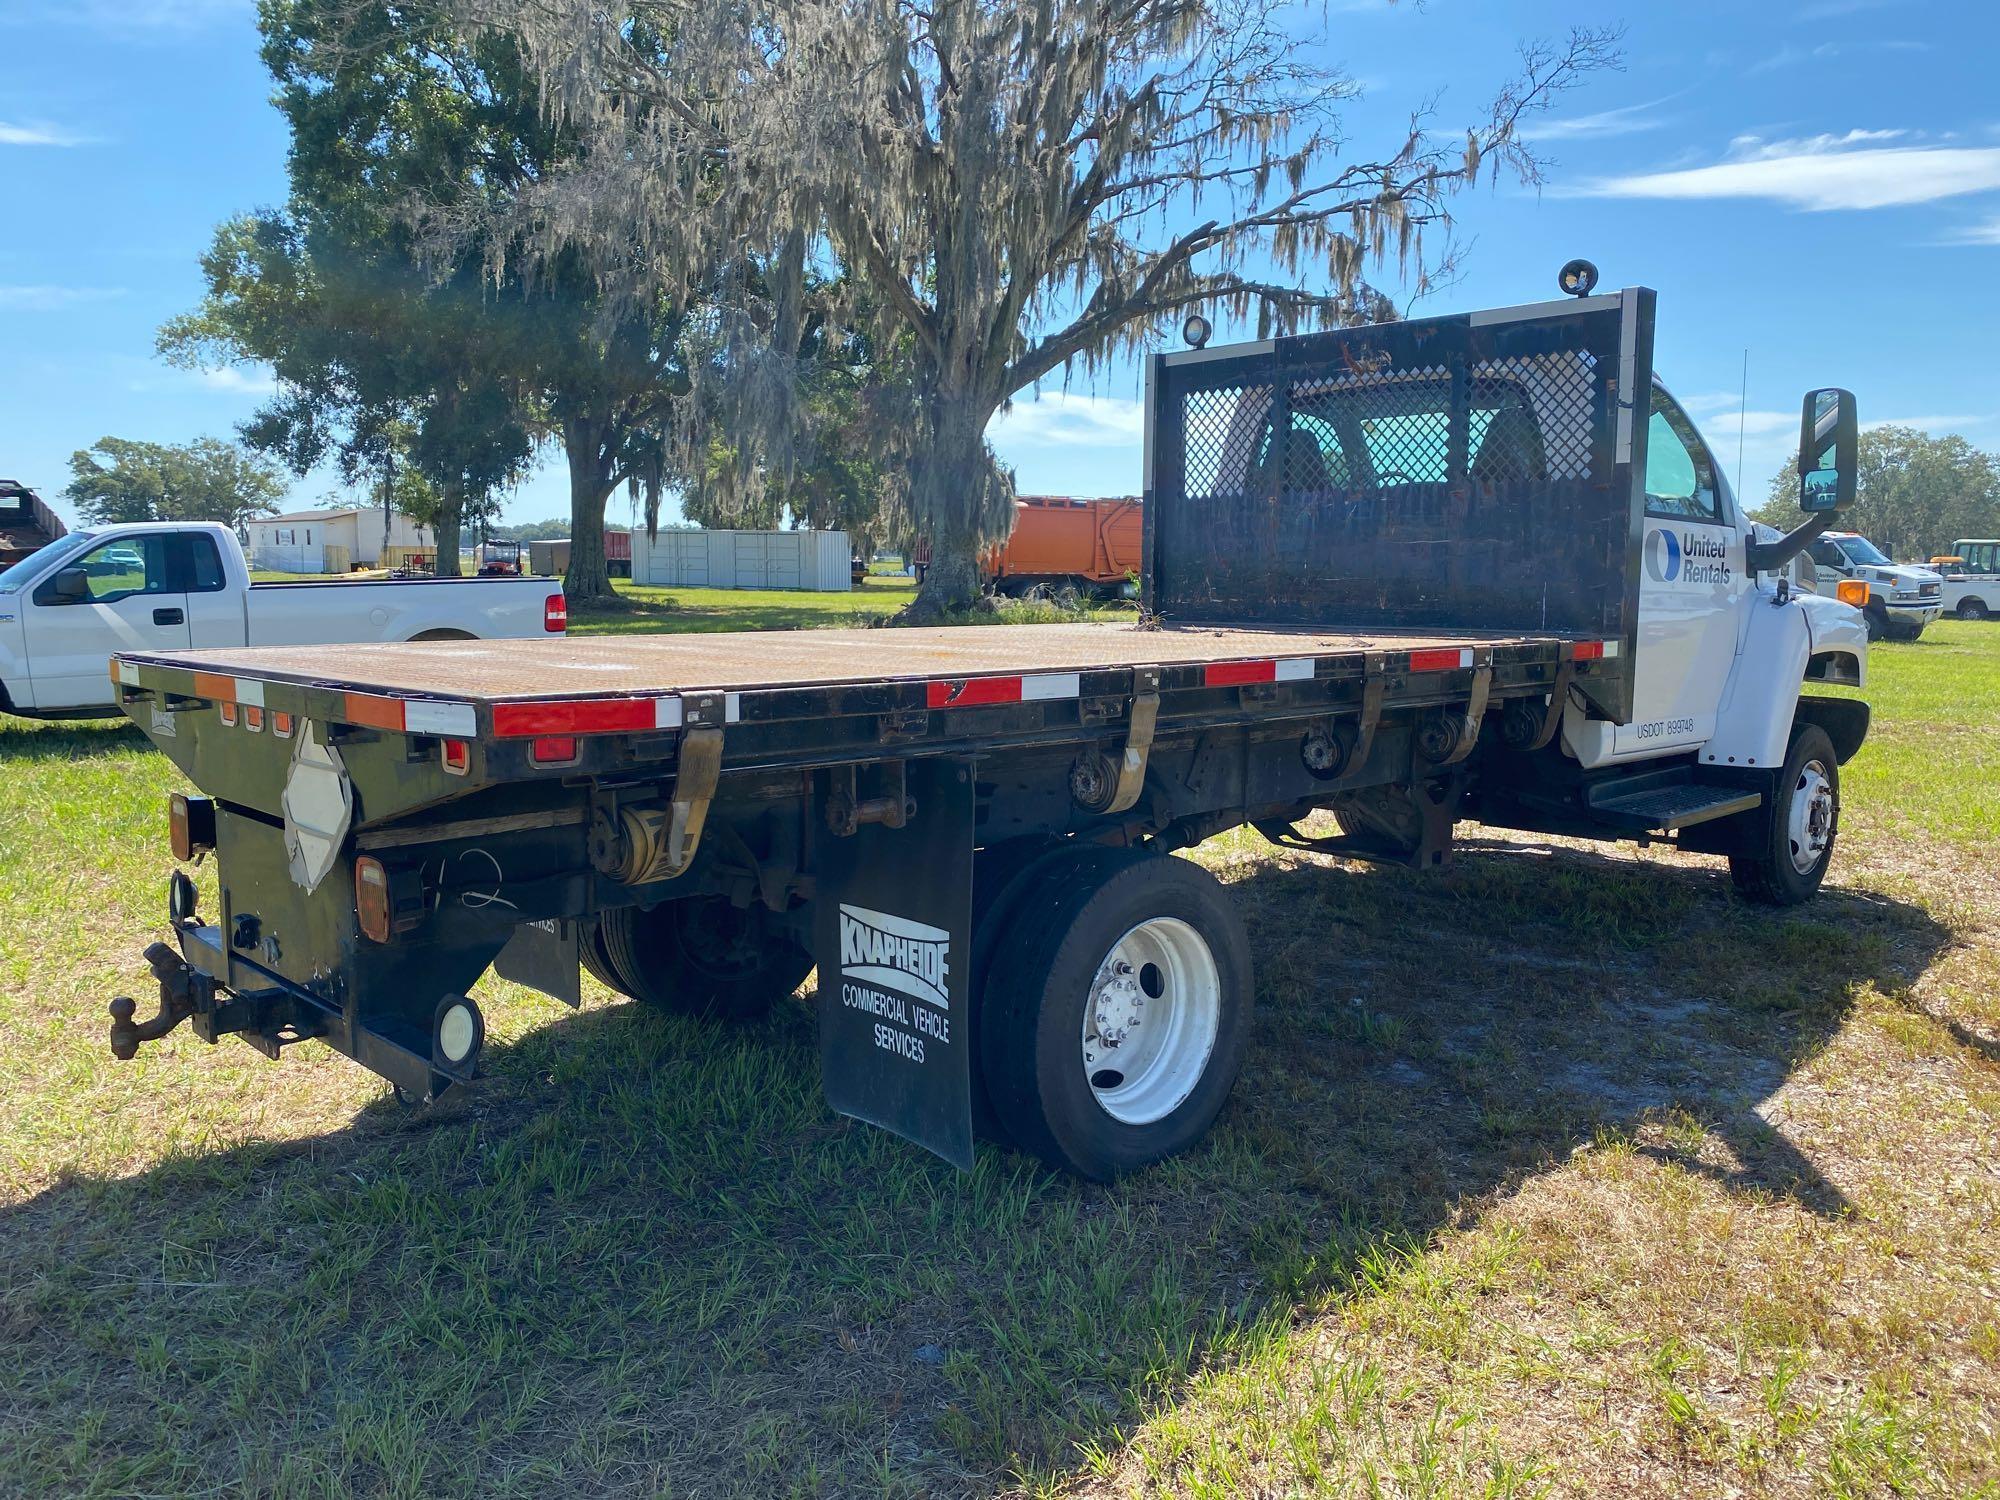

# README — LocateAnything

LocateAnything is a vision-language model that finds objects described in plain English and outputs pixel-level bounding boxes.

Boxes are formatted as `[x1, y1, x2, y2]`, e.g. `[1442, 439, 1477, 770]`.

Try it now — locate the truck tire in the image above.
[1958, 598, 1989, 621]
[580, 919, 628, 994]
[979, 848, 1253, 1180]
[1862, 604, 1888, 642]
[599, 897, 813, 1021]
[1729, 723, 1839, 907]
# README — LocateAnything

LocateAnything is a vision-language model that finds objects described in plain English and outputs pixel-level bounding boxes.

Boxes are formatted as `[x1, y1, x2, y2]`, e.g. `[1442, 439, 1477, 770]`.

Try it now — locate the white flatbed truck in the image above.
[102, 281, 1871, 1179]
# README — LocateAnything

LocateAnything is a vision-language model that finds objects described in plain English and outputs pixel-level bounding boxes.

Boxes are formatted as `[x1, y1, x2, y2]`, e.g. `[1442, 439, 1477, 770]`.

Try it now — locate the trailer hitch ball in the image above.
[108, 941, 200, 1060]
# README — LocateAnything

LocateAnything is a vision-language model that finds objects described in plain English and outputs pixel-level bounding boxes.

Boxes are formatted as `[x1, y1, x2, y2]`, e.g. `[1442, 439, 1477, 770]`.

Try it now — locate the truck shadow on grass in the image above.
[0, 838, 1954, 1497]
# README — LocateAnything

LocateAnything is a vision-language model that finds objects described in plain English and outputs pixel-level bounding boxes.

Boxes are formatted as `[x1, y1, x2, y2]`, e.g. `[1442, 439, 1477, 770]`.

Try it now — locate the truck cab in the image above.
[1803, 529, 1943, 639]
[1936, 538, 1998, 620]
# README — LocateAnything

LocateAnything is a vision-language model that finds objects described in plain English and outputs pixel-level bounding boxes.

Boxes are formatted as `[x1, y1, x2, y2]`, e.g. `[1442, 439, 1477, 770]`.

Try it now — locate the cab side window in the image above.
[1644, 391, 1723, 524]
[38, 535, 174, 605]
[182, 533, 228, 593]
[1809, 538, 1849, 573]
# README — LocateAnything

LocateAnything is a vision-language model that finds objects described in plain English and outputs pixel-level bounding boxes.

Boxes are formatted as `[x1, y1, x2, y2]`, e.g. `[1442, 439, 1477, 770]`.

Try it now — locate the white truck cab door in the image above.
[21, 533, 191, 710]
[181, 529, 249, 650]
[1614, 389, 1744, 757]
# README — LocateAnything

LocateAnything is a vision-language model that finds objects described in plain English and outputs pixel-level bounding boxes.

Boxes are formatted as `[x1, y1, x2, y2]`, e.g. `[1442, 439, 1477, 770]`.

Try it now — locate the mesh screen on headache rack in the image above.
[1150, 298, 1642, 639]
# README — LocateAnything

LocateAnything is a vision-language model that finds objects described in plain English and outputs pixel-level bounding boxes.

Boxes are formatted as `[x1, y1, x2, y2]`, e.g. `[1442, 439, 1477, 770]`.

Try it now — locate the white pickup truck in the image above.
[1802, 530, 1943, 639]
[1934, 538, 1998, 621]
[0, 521, 566, 719]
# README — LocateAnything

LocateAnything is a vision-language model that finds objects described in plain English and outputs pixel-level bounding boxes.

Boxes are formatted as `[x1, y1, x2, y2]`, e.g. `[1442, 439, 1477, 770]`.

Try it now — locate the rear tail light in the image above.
[1835, 579, 1871, 609]
[168, 793, 216, 862]
[354, 856, 424, 944]
[441, 739, 471, 775]
[544, 593, 568, 632]
[529, 735, 578, 766]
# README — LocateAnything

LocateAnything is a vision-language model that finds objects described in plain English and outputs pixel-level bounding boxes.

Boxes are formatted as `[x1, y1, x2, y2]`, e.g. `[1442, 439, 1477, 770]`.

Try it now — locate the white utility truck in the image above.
[1803, 530, 1943, 639]
[0, 521, 567, 719]
[1935, 539, 1998, 620]
[102, 274, 1872, 1180]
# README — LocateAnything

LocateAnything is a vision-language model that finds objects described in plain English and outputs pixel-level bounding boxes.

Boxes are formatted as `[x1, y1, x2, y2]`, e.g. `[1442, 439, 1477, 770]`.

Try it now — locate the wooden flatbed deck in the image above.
[132, 621, 1574, 704]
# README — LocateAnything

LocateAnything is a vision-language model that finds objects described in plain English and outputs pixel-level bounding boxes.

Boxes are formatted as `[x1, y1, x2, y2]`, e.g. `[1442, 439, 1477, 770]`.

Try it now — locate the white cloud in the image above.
[0, 120, 94, 147]
[1518, 95, 1679, 144]
[1946, 216, 2000, 245]
[0, 285, 126, 311]
[1573, 131, 2000, 211]
[1864, 414, 1993, 433]
[989, 392, 1145, 449]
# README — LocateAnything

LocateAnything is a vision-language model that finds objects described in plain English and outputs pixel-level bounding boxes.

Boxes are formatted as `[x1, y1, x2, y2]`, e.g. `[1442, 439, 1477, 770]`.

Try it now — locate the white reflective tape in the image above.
[1460, 647, 1475, 668]
[1601, 640, 1621, 659]
[725, 692, 742, 723]
[116, 660, 139, 686]
[654, 696, 684, 730]
[404, 700, 478, 739]
[234, 677, 265, 708]
[1021, 672, 1081, 701]
[1274, 658, 1315, 681]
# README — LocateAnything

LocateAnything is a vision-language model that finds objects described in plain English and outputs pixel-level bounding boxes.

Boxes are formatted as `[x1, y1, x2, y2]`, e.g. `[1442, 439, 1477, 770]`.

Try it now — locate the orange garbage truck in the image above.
[987, 495, 1142, 597]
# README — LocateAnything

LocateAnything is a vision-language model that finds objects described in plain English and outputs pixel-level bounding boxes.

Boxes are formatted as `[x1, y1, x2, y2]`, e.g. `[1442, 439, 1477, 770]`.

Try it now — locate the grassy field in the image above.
[0, 618, 1995, 1498]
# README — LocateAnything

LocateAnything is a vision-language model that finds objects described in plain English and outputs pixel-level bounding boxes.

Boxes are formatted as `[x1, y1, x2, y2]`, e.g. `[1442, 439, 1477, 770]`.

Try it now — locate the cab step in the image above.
[1586, 778, 1762, 833]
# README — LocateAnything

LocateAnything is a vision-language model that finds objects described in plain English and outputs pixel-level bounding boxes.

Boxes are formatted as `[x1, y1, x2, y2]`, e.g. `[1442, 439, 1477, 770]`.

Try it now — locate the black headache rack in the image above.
[1143, 289, 1652, 724]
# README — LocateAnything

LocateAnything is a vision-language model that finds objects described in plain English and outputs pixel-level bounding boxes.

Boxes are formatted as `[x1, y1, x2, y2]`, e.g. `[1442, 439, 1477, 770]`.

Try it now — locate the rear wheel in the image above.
[1729, 724, 1839, 907]
[1958, 598, 1989, 621]
[580, 919, 627, 994]
[599, 897, 813, 1020]
[979, 848, 1252, 1180]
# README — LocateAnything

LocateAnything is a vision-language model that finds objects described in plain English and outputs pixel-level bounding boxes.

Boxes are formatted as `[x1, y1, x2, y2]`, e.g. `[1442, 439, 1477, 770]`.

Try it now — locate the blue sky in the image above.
[3, 0, 1996, 530]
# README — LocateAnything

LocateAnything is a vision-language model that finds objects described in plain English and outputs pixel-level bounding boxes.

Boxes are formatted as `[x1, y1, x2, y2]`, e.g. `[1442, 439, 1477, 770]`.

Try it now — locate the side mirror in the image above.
[1798, 388, 1857, 513]
[49, 568, 90, 603]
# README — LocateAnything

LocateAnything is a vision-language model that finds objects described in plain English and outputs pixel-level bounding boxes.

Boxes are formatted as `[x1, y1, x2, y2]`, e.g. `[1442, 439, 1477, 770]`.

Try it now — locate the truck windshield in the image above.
[1836, 537, 1893, 567]
[0, 529, 93, 593]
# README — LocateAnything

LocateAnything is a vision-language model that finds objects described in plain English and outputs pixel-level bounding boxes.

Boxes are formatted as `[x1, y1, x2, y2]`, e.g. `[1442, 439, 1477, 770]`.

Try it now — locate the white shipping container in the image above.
[630, 529, 851, 591]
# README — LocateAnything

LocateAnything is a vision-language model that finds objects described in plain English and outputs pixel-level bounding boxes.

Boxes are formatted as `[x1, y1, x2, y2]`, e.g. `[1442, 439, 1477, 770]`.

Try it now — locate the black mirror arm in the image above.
[1747, 509, 1838, 577]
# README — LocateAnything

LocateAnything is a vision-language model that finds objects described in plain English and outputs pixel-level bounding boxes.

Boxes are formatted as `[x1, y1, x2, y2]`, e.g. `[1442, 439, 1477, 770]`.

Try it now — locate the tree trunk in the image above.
[433, 483, 464, 576]
[562, 415, 619, 603]
[905, 395, 1004, 621]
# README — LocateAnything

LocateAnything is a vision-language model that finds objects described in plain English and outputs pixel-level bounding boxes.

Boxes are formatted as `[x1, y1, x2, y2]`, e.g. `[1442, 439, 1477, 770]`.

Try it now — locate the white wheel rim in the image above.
[1788, 758, 1834, 875]
[1080, 917, 1221, 1125]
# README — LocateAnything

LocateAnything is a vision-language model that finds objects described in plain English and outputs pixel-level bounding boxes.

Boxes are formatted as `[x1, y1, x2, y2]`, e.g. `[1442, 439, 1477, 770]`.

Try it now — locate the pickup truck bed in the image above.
[126, 620, 1590, 703]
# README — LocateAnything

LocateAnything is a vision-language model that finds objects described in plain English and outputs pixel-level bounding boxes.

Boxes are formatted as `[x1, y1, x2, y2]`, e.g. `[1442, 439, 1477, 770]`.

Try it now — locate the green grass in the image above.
[0, 617, 1995, 1496]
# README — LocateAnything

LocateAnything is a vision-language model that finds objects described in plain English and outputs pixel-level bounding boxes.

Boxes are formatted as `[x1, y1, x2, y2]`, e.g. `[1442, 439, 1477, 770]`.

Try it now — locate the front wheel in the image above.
[1729, 724, 1839, 906]
[979, 849, 1253, 1180]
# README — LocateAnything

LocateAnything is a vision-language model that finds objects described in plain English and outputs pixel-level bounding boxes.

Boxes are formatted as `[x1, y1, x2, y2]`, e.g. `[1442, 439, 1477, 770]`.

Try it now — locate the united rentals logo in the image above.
[1645, 528, 1731, 586]
[838, 903, 951, 1011]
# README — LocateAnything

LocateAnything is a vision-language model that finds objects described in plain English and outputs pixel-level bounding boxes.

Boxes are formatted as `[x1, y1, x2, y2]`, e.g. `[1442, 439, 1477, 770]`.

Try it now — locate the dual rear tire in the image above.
[582, 847, 1256, 1181]
[584, 897, 813, 1021]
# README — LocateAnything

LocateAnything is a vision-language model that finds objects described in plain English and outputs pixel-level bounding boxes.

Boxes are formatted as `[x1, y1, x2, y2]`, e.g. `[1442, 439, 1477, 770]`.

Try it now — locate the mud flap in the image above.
[494, 918, 583, 1008]
[813, 758, 976, 1170]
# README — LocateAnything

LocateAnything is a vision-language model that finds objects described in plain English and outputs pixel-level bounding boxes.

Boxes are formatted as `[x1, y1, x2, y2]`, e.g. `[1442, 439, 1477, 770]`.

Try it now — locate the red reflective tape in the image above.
[1205, 659, 1277, 687]
[193, 671, 236, 702]
[1409, 647, 1472, 673]
[492, 698, 659, 737]
[343, 693, 407, 732]
[1571, 640, 1606, 662]
[927, 677, 1023, 709]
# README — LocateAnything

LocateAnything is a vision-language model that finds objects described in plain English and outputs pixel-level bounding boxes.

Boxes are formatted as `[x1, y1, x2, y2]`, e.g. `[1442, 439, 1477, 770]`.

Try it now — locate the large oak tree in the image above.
[482, 0, 1615, 615]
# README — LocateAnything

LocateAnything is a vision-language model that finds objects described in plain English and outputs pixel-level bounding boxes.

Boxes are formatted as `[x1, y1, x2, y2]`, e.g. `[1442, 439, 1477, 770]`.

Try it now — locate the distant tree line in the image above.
[1755, 427, 2000, 561]
[152, 0, 1613, 611]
